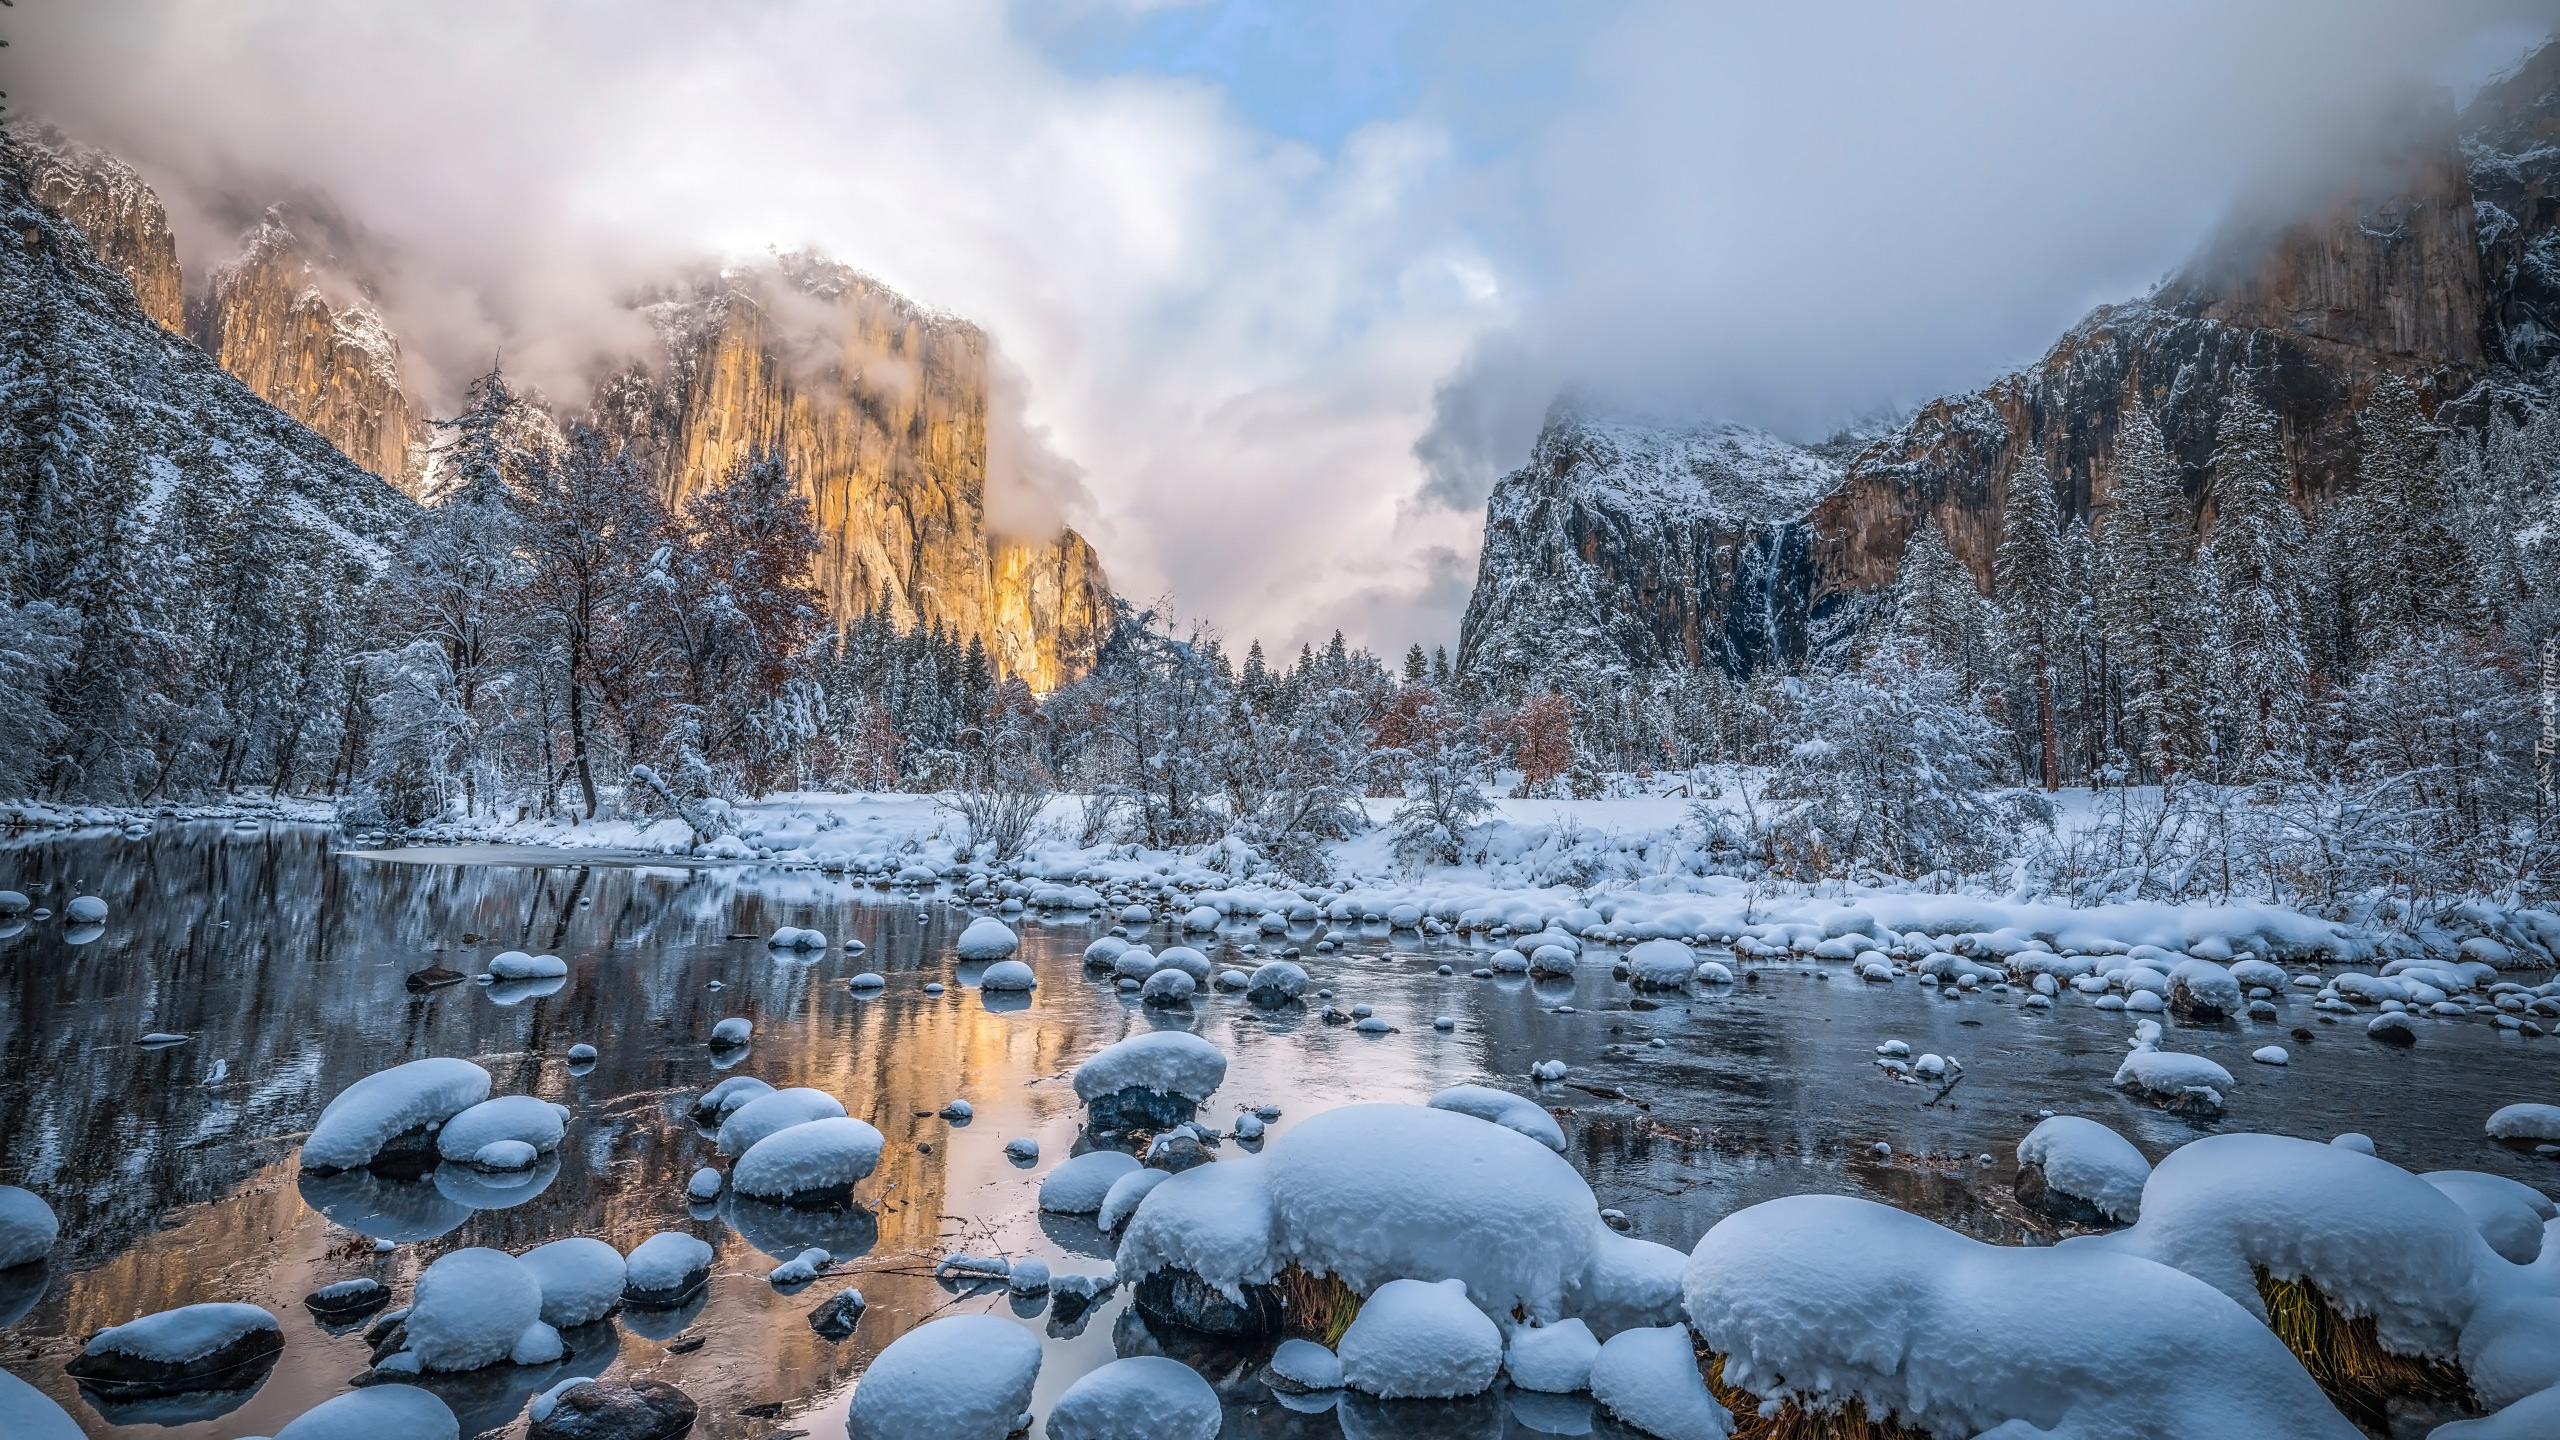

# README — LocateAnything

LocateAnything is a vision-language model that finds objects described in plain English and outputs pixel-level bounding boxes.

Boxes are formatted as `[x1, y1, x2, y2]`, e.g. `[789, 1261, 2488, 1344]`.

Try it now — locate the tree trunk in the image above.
[567, 632, 598, 819]
[2036, 665, 2060, 792]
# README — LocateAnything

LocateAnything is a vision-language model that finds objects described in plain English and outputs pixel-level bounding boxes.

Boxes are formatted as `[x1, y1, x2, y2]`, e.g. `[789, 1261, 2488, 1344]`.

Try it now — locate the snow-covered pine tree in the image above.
[1992, 452, 2068, 790]
[1385, 688, 1493, 866]
[2200, 388, 2308, 784]
[2350, 377, 2465, 650]
[1403, 643, 1429, 685]
[2100, 403, 2206, 784]
[1888, 511, 1993, 691]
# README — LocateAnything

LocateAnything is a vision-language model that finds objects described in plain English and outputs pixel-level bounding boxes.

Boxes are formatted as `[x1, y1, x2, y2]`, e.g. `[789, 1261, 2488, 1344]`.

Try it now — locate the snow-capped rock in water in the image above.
[956, 917, 1019, 960]
[2013, 1115, 2149, 1225]
[1687, 1193, 2359, 1438]
[1141, 968, 1197, 1006]
[301, 1058, 492, 1172]
[0, 891, 26, 916]
[731, 1116, 886, 1205]
[64, 1302, 282, 1396]
[0, 1185, 59, 1267]
[848, 971, 886, 989]
[768, 1247, 831, 1287]
[65, 895, 107, 924]
[1504, 1316, 1600, 1393]
[844, 1312, 1041, 1440]
[1427, 1084, 1567, 1152]
[709, 1017, 752, 1048]
[1118, 1104, 1685, 1342]
[1155, 946, 1214, 980]
[388, 1247, 554, 1373]
[435, 1096, 569, 1166]
[1004, 1136, 1039, 1163]
[486, 951, 568, 981]
[690, 1075, 773, 1127]
[2112, 1041, 2233, 1113]
[516, 1237, 627, 1329]
[304, 1277, 391, 1324]
[1098, 1166, 1172, 1232]
[2421, 1171, 2556, 1265]
[1624, 939, 1698, 989]
[716, 1087, 847, 1154]
[267, 1385, 460, 1440]
[1045, 1356, 1222, 1440]
[940, 1098, 974, 1121]
[766, 927, 826, 950]
[1264, 1337, 1344, 1393]
[1337, 1276, 1504, 1398]
[1246, 960, 1309, 1006]
[1040, 1150, 1142, 1214]
[2487, 1103, 2560, 1142]
[979, 959, 1036, 991]
[685, 1167, 723, 1202]
[565, 1043, 597, 1065]
[1589, 1325, 1729, 1439]
[1529, 1059, 1568, 1083]
[809, 1286, 867, 1342]
[621, 1232, 715, 1307]
[523, 1379, 697, 1440]
[1073, 1031, 1227, 1131]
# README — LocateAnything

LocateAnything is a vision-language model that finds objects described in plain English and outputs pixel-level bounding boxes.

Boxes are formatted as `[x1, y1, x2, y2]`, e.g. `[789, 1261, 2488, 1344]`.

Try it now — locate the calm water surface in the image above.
[0, 823, 2552, 1438]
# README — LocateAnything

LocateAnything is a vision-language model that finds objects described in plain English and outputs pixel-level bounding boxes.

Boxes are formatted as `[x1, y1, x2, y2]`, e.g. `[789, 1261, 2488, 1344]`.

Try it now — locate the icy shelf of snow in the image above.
[731, 1116, 885, 1203]
[401, 1247, 550, 1372]
[1428, 1084, 1567, 1152]
[267, 1384, 460, 1440]
[435, 1095, 568, 1165]
[516, 1237, 625, 1329]
[0, 1184, 58, 1267]
[301, 1058, 491, 1172]
[1073, 1031, 1227, 1105]
[717, 1087, 847, 1154]
[955, 916, 1019, 960]
[2015, 1115, 2149, 1223]
[1505, 1316, 1600, 1393]
[1687, 1192, 2358, 1438]
[1589, 1324, 1729, 1439]
[1337, 1276, 1503, 1398]
[844, 1312, 1040, 1440]
[1041, 1149, 1141, 1214]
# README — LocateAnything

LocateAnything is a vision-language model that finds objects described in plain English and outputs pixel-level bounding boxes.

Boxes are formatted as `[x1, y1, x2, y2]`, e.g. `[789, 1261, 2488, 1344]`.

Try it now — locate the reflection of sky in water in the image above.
[0, 823, 2548, 1438]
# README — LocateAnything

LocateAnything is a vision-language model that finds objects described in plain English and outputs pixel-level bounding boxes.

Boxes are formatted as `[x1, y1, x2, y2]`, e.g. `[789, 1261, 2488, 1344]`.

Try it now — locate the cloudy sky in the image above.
[18, 0, 2560, 655]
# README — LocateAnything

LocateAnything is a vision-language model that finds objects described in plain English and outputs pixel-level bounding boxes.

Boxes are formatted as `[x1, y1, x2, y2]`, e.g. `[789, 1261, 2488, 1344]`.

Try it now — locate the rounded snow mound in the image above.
[485, 951, 567, 981]
[716, 1087, 847, 1155]
[1116, 1103, 1680, 1334]
[1589, 1325, 1729, 1439]
[956, 917, 1019, 961]
[1625, 939, 1699, 989]
[2113, 1042, 2233, 1111]
[2015, 1116, 2149, 1224]
[1504, 1317, 1599, 1393]
[1099, 1166, 1173, 1232]
[1686, 1193, 2355, 1439]
[1488, 948, 1530, 974]
[1040, 1150, 1141, 1214]
[2422, 1171, 2556, 1265]
[516, 1237, 627, 1330]
[1155, 946, 1214, 981]
[1073, 1032, 1227, 1106]
[1337, 1276, 1502, 1398]
[403, 1248, 549, 1373]
[692, 1076, 774, 1127]
[303, 1059, 492, 1173]
[1046, 1355, 1222, 1440]
[1181, 905, 1223, 932]
[1427, 1084, 1566, 1152]
[65, 895, 107, 923]
[2486, 1103, 2560, 1142]
[731, 1116, 886, 1205]
[1247, 960, 1309, 1004]
[0, 1184, 59, 1268]
[978, 960, 1036, 991]
[845, 1312, 1040, 1440]
[622, 1232, 714, 1306]
[436, 1096, 568, 1166]
[270, 1385, 460, 1440]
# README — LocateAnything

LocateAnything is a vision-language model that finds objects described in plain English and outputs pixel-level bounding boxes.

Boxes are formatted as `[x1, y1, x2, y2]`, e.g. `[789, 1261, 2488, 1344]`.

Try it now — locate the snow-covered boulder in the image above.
[1589, 1325, 1729, 1439]
[0, 1185, 58, 1268]
[2422, 1171, 2556, 1265]
[1046, 1355, 1222, 1440]
[515, 1237, 626, 1329]
[844, 1312, 1040, 1440]
[621, 1232, 715, 1307]
[269, 1386, 460, 1440]
[709, 1017, 752, 1048]
[1073, 1031, 1227, 1130]
[1488, 947, 1530, 974]
[1427, 1084, 1566, 1152]
[64, 1303, 282, 1396]
[766, 926, 824, 950]
[979, 960, 1036, 991]
[2486, 1103, 2560, 1142]
[1181, 905, 1223, 933]
[2014, 1116, 2149, 1225]
[956, 917, 1019, 960]
[1156, 945, 1214, 980]
[716, 1087, 847, 1154]
[2113, 1042, 2233, 1113]
[1264, 1337, 1343, 1393]
[1247, 960, 1309, 1005]
[0, 1368, 81, 1440]
[1505, 1317, 1599, 1393]
[1084, 936, 1131, 969]
[1686, 1193, 2357, 1439]
[435, 1096, 569, 1167]
[1040, 1150, 1142, 1214]
[396, 1248, 553, 1373]
[1337, 1276, 1503, 1398]
[1141, 968, 1197, 1006]
[486, 951, 568, 981]
[1098, 1166, 1173, 1232]
[1529, 944, 1576, 978]
[691, 1075, 774, 1127]
[1624, 939, 1698, 989]
[65, 895, 107, 924]
[731, 1116, 886, 1206]
[302, 1058, 491, 1172]
[2168, 958, 2242, 1022]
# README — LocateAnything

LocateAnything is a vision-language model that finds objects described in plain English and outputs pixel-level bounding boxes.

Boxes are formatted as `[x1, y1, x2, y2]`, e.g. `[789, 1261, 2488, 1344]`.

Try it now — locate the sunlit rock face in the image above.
[189, 212, 419, 493]
[1460, 54, 2560, 689]
[604, 253, 1112, 689]
[23, 128, 185, 336]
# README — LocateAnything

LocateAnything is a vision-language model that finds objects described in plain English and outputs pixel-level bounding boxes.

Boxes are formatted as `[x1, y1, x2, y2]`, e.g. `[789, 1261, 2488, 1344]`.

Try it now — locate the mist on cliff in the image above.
[12, 0, 2559, 652]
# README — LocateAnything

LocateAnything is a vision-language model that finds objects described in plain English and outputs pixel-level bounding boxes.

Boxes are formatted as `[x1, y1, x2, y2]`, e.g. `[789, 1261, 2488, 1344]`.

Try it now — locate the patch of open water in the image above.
[0, 823, 2551, 1437]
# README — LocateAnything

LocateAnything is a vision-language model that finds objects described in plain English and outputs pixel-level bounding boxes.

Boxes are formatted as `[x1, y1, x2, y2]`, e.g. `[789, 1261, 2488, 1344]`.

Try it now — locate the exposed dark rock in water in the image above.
[2012, 1161, 2123, 1230]
[1132, 1267, 1281, 1342]
[304, 1277, 392, 1324]
[807, 1288, 867, 1343]
[1084, 1085, 1200, 1136]
[527, 1378, 699, 1440]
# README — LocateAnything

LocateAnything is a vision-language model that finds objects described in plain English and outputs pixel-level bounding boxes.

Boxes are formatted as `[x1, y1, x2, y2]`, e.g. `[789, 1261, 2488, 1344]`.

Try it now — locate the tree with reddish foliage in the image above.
[650, 449, 826, 792]
[1507, 693, 1576, 796]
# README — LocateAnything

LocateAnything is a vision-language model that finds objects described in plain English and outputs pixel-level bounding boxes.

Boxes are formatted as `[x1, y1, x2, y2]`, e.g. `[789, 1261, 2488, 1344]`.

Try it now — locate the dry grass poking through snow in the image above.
[2252, 1269, 2473, 1430]
[1701, 1349, 1936, 1440]
[1273, 1262, 1362, 1346]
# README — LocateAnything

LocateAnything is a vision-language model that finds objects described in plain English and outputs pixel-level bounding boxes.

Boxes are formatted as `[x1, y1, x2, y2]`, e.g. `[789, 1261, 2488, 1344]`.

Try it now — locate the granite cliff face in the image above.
[1459, 48, 2560, 691]
[21, 127, 183, 334]
[602, 255, 1111, 690]
[189, 212, 419, 491]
